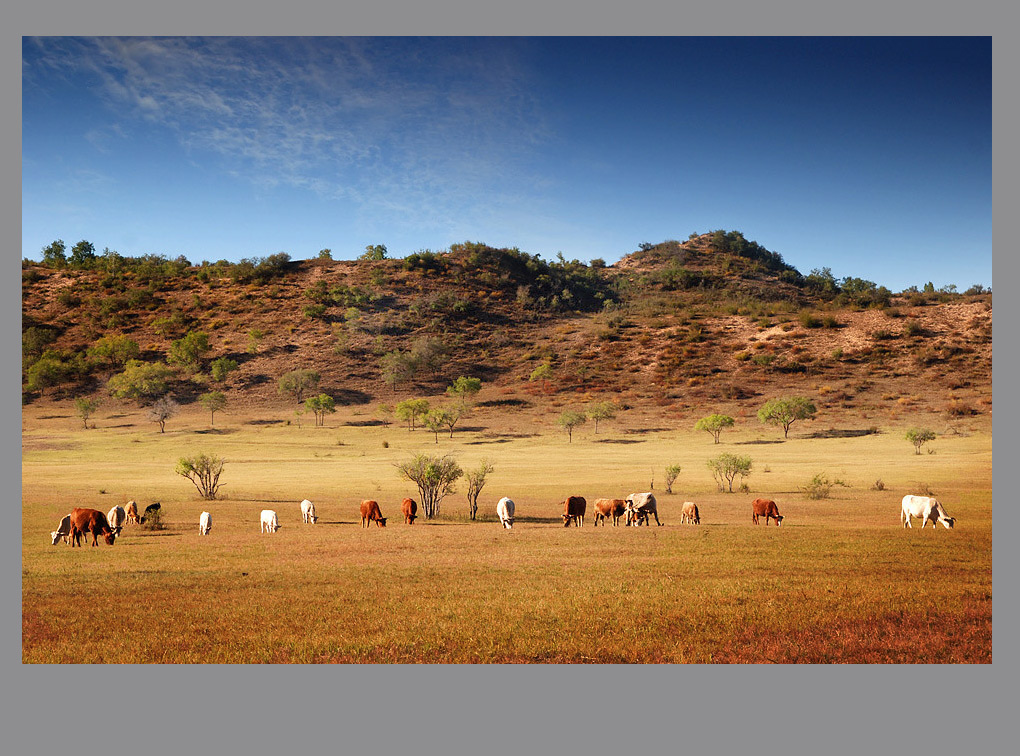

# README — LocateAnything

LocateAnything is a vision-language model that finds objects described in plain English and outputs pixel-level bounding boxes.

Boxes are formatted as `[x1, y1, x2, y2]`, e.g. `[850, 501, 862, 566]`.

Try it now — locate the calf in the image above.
[401, 498, 418, 525]
[260, 509, 279, 533]
[360, 500, 387, 528]
[751, 498, 783, 526]
[199, 511, 212, 535]
[125, 501, 141, 525]
[496, 497, 515, 529]
[107, 505, 127, 537]
[680, 501, 700, 525]
[625, 492, 661, 526]
[69, 507, 117, 547]
[300, 499, 318, 524]
[592, 498, 627, 526]
[50, 514, 72, 545]
[901, 495, 955, 530]
[562, 496, 587, 527]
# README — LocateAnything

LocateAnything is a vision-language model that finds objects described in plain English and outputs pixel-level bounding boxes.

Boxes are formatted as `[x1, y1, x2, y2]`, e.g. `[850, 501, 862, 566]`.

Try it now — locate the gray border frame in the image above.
[6, 4, 1009, 754]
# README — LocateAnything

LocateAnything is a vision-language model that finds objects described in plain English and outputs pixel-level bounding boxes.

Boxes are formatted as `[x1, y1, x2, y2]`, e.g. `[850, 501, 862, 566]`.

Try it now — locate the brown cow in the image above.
[69, 507, 117, 547]
[592, 498, 627, 526]
[562, 496, 587, 527]
[401, 498, 418, 525]
[751, 498, 784, 526]
[360, 500, 387, 528]
[680, 501, 700, 525]
[125, 501, 140, 525]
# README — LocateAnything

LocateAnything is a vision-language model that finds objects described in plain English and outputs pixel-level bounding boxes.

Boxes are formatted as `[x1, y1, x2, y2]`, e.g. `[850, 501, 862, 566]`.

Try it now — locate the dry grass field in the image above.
[22, 402, 992, 663]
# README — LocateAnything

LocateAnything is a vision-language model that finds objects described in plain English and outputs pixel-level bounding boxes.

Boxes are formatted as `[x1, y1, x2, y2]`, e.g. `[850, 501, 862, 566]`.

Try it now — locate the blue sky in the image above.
[22, 37, 991, 291]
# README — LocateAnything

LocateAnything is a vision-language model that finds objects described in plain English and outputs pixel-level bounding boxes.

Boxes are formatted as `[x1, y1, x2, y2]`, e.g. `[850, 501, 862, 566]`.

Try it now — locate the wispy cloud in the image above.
[24, 37, 554, 233]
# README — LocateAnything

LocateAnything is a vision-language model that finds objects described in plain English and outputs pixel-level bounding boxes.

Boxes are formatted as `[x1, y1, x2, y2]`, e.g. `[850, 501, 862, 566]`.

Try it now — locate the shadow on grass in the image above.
[345, 419, 387, 427]
[805, 428, 881, 439]
[734, 439, 785, 445]
[194, 428, 238, 435]
[594, 439, 645, 444]
[245, 419, 283, 426]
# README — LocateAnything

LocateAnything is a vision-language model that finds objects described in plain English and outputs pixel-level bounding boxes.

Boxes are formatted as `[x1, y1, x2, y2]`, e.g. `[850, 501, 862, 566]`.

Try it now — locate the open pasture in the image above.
[22, 405, 992, 663]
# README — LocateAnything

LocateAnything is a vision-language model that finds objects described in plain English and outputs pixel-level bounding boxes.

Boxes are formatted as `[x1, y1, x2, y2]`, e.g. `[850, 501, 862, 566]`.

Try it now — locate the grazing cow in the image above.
[141, 502, 161, 523]
[107, 505, 126, 537]
[680, 501, 700, 525]
[260, 509, 279, 533]
[751, 498, 783, 526]
[592, 498, 627, 526]
[125, 501, 141, 525]
[401, 498, 418, 525]
[300, 499, 318, 524]
[69, 507, 117, 547]
[901, 495, 955, 530]
[50, 514, 72, 545]
[199, 511, 212, 535]
[496, 497, 515, 529]
[625, 492, 662, 526]
[562, 496, 587, 527]
[360, 500, 387, 528]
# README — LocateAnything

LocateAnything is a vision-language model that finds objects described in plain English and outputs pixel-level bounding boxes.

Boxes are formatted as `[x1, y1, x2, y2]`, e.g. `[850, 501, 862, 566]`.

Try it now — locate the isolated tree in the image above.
[380, 350, 415, 392]
[278, 369, 321, 402]
[107, 360, 174, 401]
[247, 328, 266, 355]
[558, 410, 587, 443]
[436, 405, 464, 438]
[360, 244, 388, 261]
[168, 331, 211, 372]
[422, 409, 449, 443]
[905, 428, 937, 455]
[148, 395, 179, 433]
[707, 453, 753, 493]
[446, 376, 482, 409]
[395, 453, 463, 519]
[304, 393, 337, 426]
[69, 239, 97, 268]
[757, 397, 817, 439]
[395, 398, 430, 431]
[317, 248, 333, 260]
[74, 396, 100, 429]
[87, 335, 140, 368]
[210, 357, 239, 383]
[695, 414, 735, 444]
[465, 459, 495, 520]
[587, 401, 616, 433]
[664, 464, 682, 494]
[199, 391, 227, 425]
[175, 452, 225, 500]
[41, 239, 67, 268]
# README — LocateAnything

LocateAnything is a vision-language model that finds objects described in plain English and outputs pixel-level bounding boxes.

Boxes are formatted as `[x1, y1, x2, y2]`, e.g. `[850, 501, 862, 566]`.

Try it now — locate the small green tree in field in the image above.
[465, 460, 494, 520]
[279, 369, 320, 402]
[199, 391, 227, 425]
[708, 453, 752, 492]
[210, 357, 238, 383]
[422, 409, 448, 444]
[395, 453, 462, 519]
[304, 393, 337, 427]
[395, 398, 430, 431]
[587, 401, 616, 433]
[558, 410, 587, 443]
[176, 453, 225, 500]
[694, 413, 735, 444]
[664, 464, 682, 494]
[757, 397, 817, 438]
[446, 376, 482, 409]
[905, 428, 936, 455]
[74, 396, 100, 429]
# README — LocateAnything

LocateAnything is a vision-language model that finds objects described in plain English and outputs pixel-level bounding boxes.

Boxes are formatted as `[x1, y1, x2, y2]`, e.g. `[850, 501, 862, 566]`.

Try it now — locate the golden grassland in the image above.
[22, 403, 992, 663]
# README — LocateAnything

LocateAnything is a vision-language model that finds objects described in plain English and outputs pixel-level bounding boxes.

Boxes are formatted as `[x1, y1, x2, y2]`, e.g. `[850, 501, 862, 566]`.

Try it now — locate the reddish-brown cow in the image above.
[562, 496, 587, 527]
[360, 500, 387, 528]
[592, 498, 627, 526]
[69, 507, 117, 547]
[751, 498, 784, 526]
[401, 497, 418, 525]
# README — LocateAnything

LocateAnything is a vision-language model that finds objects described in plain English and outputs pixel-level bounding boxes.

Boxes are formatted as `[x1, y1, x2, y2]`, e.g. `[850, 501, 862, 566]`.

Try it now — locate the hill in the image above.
[21, 232, 993, 432]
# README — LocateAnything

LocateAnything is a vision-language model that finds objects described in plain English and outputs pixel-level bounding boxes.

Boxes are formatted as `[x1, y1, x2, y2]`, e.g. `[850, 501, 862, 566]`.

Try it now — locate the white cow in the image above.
[901, 495, 955, 530]
[50, 514, 72, 545]
[625, 492, 662, 526]
[496, 497, 515, 529]
[199, 511, 212, 535]
[107, 505, 127, 537]
[300, 499, 318, 524]
[260, 509, 279, 533]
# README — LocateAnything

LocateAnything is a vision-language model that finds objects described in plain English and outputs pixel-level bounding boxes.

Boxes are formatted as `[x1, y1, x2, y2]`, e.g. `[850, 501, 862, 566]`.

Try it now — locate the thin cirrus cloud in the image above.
[24, 36, 551, 232]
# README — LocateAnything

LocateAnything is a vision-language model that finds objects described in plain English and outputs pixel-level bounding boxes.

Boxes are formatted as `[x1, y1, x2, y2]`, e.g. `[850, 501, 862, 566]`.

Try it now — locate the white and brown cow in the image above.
[300, 499, 318, 524]
[625, 492, 661, 526]
[496, 497, 515, 529]
[901, 495, 955, 530]
[107, 505, 127, 537]
[50, 514, 73, 545]
[680, 501, 700, 525]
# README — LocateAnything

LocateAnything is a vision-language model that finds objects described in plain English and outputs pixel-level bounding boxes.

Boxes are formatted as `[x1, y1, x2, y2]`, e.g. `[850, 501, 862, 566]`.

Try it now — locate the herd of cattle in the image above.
[48, 492, 956, 548]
